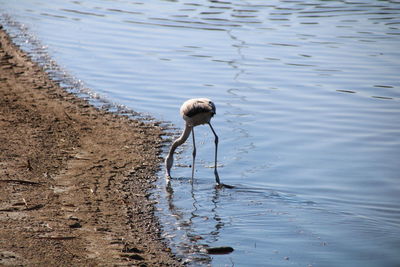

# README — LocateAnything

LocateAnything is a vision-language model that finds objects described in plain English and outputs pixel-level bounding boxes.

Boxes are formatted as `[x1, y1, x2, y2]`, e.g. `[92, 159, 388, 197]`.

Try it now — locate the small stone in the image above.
[205, 246, 234, 255]
[69, 222, 82, 228]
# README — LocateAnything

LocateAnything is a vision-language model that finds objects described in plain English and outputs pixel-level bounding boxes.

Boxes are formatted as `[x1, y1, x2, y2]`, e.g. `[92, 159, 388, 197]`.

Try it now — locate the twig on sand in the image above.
[0, 179, 42, 186]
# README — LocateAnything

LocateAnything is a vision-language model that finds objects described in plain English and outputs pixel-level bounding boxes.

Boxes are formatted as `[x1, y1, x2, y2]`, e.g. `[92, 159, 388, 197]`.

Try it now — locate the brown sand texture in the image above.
[0, 25, 181, 266]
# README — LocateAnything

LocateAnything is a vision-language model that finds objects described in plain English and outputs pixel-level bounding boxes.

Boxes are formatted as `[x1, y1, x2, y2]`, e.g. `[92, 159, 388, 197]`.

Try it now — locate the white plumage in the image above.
[165, 98, 220, 185]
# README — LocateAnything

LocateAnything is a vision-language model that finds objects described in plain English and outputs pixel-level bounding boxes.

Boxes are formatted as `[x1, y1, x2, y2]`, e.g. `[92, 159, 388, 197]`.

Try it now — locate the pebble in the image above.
[205, 246, 234, 255]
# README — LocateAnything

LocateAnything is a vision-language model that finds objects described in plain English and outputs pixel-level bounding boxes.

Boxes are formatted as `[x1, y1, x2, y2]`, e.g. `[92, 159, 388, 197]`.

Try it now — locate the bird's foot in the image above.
[215, 183, 235, 189]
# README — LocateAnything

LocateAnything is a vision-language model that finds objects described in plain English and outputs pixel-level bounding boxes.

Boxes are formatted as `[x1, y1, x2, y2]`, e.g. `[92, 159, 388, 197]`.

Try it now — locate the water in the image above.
[1, 0, 400, 266]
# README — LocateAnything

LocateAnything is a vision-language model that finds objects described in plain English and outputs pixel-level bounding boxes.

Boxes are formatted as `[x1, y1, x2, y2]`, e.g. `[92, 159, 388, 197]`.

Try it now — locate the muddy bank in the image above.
[0, 26, 181, 266]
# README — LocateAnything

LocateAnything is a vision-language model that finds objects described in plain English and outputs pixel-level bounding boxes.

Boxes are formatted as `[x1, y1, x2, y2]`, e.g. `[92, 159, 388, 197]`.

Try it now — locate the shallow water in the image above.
[1, 0, 400, 266]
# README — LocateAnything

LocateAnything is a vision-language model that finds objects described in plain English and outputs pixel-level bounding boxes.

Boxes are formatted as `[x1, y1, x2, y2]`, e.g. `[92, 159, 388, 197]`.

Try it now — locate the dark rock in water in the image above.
[205, 246, 234, 255]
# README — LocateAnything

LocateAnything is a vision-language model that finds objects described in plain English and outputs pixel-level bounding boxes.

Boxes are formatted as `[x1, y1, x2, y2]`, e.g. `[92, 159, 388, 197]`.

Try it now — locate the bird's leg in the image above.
[191, 127, 196, 180]
[208, 123, 220, 185]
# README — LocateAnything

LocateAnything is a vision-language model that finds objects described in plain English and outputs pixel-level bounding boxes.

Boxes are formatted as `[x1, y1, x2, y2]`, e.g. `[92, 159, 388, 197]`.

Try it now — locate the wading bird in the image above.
[165, 98, 221, 185]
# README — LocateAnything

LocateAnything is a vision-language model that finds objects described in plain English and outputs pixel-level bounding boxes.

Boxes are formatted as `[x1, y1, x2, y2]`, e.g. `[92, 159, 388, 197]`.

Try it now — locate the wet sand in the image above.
[0, 26, 181, 266]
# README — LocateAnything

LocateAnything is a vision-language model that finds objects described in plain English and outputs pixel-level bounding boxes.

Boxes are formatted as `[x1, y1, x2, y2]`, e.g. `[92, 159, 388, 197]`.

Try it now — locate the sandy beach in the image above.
[0, 25, 181, 266]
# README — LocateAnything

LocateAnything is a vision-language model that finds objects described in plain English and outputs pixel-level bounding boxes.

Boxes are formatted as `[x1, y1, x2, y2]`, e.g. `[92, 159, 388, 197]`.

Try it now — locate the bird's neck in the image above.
[165, 124, 192, 175]
[168, 124, 192, 156]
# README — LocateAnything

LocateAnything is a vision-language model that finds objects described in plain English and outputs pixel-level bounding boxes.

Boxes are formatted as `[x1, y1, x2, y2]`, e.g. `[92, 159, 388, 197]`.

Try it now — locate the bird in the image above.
[165, 98, 221, 185]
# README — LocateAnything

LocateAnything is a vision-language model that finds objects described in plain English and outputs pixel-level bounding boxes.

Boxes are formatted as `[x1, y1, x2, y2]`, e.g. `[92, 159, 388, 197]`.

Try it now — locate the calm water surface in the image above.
[1, 0, 400, 266]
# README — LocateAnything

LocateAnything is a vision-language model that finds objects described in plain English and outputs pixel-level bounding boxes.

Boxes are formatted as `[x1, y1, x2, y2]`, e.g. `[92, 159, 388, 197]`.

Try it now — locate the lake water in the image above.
[1, 0, 400, 266]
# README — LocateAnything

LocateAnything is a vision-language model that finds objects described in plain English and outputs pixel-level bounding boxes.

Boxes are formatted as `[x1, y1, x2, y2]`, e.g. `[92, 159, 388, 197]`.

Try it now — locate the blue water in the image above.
[1, 1, 400, 266]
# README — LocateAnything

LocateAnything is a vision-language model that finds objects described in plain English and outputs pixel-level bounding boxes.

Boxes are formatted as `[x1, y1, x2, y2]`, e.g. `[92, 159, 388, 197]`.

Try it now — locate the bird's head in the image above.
[208, 100, 216, 116]
[165, 154, 173, 177]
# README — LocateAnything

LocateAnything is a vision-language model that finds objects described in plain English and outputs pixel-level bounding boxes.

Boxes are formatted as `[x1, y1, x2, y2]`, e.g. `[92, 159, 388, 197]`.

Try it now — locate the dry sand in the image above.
[0, 25, 182, 266]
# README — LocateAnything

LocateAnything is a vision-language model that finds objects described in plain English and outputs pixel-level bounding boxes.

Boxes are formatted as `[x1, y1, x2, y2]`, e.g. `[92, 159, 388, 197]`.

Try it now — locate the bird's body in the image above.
[165, 98, 221, 185]
[180, 98, 216, 126]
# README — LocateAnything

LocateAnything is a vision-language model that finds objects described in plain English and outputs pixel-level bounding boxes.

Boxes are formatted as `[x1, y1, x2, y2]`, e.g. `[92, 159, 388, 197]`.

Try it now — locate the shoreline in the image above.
[0, 25, 181, 266]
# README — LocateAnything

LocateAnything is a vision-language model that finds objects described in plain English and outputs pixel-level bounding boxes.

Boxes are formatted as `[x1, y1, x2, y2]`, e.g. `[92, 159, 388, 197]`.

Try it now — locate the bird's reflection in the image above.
[165, 176, 230, 264]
